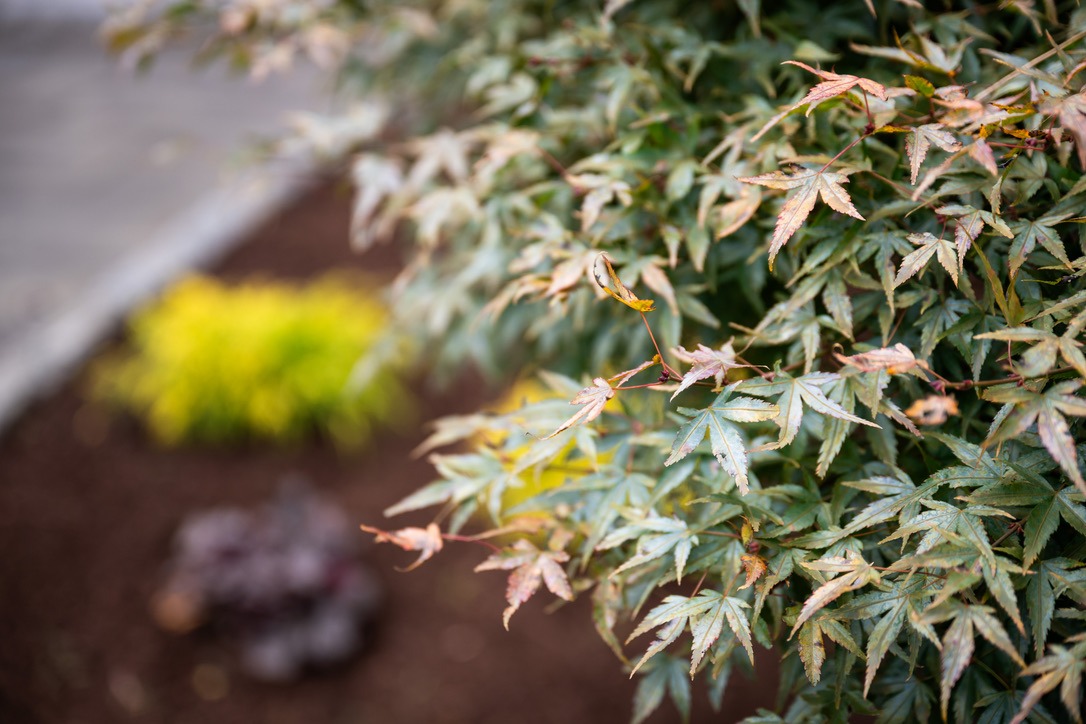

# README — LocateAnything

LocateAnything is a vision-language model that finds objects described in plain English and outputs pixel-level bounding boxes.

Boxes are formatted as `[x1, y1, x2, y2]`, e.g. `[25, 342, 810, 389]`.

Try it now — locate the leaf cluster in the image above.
[121, 0, 1086, 721]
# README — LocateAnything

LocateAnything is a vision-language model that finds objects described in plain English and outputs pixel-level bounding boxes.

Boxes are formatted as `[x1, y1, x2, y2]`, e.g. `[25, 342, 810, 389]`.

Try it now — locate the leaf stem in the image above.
[819, 133, 869, 174]
[640, 311, 680, 379]
[443, 533, 503, 552]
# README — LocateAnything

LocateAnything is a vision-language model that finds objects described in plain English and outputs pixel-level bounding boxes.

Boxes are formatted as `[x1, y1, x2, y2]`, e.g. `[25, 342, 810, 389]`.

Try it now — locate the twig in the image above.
[976, 28, 1086, 101]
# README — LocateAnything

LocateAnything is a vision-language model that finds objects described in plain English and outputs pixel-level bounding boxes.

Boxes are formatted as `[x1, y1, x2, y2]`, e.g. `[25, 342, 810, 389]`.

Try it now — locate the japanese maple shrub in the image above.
[111, 0, 1086, 721]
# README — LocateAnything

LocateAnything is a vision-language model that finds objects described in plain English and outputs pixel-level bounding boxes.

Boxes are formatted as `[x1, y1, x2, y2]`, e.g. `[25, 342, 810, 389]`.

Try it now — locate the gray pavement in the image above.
[0, 18, 329, 429]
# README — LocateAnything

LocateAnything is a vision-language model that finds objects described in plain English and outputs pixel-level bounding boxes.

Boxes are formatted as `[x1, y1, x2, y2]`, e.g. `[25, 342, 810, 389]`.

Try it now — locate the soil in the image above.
[0, 180, 778, 724]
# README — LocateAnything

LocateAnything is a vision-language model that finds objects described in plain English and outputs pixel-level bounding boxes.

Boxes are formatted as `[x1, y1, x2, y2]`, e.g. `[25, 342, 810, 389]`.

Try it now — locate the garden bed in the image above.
[0, 182, 776, 723]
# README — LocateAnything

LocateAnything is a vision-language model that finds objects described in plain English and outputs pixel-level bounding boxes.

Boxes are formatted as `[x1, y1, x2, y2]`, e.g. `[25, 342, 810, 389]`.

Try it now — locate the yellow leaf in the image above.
[592, 254, 656, 312]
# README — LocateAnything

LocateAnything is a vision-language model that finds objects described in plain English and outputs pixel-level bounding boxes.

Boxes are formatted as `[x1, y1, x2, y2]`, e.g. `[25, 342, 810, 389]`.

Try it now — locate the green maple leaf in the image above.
[631, 655, 691, 724]
[984, 381, 1086, 495]
[790, 552, 881, 638]
[554, 465, 654, 564]
[916, 603, 1025, 719]
[628, 589, 753, 676]
[967, 463, 1086, 569]
[386, 451, 520, 524]
[880, 499, 1013, 566]
[664, 388, 778, 494]
[599, 511, 699, 582]
[1026, 558, 1083, 659]
[1009, 213, 1074, 275]
[737, 372, 880, 452]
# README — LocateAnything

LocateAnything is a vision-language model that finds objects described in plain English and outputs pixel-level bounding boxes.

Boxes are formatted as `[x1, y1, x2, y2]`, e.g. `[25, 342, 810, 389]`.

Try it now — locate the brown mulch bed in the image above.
[0, 181, 777, 724]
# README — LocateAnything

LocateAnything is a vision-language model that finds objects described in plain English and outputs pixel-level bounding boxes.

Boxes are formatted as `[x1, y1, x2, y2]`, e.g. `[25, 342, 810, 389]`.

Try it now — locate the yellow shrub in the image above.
[93, 274, 409, 447]
[489, 380, 612, 511]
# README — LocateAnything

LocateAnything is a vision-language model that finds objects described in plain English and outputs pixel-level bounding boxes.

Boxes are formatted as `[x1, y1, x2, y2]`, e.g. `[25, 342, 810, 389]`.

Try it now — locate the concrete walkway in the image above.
[0, 18, 329, 429]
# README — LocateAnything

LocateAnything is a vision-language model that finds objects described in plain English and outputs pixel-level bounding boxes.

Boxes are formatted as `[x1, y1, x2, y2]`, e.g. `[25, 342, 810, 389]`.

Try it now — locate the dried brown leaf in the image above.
[360, 522, 444, 571]
[905, 395, 960, 425]
[834, 342, 922, 374]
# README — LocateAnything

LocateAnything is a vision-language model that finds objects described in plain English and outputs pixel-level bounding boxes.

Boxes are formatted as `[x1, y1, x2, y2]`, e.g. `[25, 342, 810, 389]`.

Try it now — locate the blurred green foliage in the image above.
[93, 274, 408, 447]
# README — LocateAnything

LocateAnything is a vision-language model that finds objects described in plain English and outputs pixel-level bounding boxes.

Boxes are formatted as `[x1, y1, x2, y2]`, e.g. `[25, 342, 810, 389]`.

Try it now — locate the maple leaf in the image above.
[568, 174, 633, 232]
[881, 499, 1012, 566]
[905, 395, 960, 425]
[1011, 635, 1086, 724]
[628, 590, 753, 675]
[408, 187, 481, 249]
[737, 372, 880, 451]
[1009, 213, 1073, 276]
[739, 167, 864, 268]
[977, 325, 1086, 379]
[592, 254, 656, 312]
[968, 472, 1086, 571]
[904, 124, 961, 184]
[359, 522, 444, 571]
[935, 204, 1012, 274]
[670, 341, 752, 399]
[789, 552, 881, 638]
[405, 127, 473, 187]
[543, 377, 614, 440]
[834, 342, 924, 375]
[798, 620, 827, 685]
[739, 553, 768, 590]
[350, 154, 404, 250]
[1023, 558, 1085, 658]
[984, 381, 1086, 494]
[475, 539, 574, 629]
[914, 603, 1026, 719]
[784, 60, 889, 114]
[968, 137, 999, 177]
[664, 388, 778, 494]
[860, 589, 914, 696]
[599, 511, 699, 582]
[1041, 90, 1086, 169]
[630, 656, 690, 724]
[753, 61, 888, 139]
[894, 232, 958, 287]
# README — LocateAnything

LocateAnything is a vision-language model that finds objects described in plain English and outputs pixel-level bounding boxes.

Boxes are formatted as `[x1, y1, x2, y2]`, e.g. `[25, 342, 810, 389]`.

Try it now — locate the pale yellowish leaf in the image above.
[543, 377, 614, 439]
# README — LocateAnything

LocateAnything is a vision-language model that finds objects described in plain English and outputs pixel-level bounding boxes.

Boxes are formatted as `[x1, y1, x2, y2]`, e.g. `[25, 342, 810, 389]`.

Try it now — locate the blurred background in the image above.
[0, 0, 323, 430]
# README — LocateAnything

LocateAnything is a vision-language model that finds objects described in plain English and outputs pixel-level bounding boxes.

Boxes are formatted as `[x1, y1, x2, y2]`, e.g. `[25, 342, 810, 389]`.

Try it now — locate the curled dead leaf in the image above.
[360, 522, 444, 571]
[905, 395, 960, 426]
[592, 254, 656, 312]
[834, 343, 925, 375]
